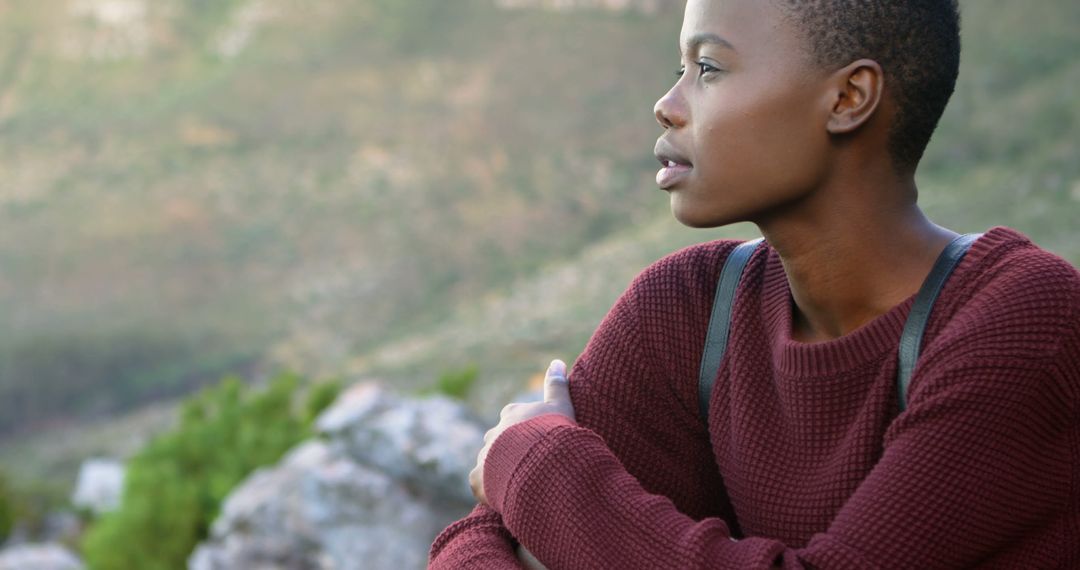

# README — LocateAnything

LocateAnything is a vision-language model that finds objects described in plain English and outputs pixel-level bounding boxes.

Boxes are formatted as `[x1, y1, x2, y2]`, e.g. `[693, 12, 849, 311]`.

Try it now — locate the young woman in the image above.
[430, 1, 1080, 568]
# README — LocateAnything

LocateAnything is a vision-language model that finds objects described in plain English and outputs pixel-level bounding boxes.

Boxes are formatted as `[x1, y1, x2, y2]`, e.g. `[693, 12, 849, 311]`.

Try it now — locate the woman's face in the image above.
[653, 0, 832, 228]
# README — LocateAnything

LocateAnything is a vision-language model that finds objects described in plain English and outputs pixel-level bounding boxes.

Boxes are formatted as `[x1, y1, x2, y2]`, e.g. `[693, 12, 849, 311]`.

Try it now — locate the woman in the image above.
[430, 0, 1080, 567]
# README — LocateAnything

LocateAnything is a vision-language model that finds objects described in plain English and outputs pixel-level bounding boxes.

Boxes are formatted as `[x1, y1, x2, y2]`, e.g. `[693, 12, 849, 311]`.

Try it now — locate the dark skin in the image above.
[653, 0, 957, 342]
[471, 0, 959, 561]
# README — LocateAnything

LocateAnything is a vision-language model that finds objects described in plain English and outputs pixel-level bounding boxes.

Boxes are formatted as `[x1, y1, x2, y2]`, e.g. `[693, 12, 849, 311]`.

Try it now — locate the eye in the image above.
[676, 60, 723, 79]
[696, 60, 722, 76]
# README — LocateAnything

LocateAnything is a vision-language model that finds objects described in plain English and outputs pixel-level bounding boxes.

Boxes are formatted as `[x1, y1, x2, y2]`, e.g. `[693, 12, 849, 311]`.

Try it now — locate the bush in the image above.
[80, 372, 340, 570]
[425, 365, 479, 401]
[0, 470, 14, 543]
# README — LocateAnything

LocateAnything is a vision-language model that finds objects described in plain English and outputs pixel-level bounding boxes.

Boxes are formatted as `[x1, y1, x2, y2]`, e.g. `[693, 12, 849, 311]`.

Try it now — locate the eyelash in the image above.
[675, 61, 722, 78]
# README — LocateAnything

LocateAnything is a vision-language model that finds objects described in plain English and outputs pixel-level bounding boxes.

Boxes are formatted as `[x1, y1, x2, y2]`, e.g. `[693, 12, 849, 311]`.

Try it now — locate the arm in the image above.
[482, 313, 1080, 569]
[428, 504, 526, 569]
[432, 250, 739, 567]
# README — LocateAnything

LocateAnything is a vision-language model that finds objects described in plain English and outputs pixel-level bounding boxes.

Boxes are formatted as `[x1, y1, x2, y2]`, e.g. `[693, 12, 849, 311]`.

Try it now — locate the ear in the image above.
[825, 59, 885, 135]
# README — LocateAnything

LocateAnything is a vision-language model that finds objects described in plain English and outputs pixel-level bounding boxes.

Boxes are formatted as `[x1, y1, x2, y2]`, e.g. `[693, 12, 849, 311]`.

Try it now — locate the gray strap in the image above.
[698, 238, 765, 423]
[896, 233, 981, 411]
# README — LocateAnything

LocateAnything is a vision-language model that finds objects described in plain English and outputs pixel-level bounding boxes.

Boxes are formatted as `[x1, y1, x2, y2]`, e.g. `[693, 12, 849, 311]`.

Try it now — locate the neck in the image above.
[755, 177, 956, 343]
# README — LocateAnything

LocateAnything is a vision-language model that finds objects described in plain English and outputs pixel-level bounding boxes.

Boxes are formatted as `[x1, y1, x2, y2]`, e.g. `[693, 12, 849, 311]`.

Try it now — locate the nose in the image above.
[654, 84, 687, 129]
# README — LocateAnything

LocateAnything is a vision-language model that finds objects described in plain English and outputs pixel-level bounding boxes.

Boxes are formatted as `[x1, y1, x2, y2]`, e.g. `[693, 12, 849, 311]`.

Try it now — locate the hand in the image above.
[470, 359, 577, 506]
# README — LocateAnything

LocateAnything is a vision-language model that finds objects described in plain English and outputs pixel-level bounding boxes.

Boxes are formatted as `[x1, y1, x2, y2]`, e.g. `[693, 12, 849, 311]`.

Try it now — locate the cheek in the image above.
[756, 96, 828, 185]
[698, 82, 827, 196]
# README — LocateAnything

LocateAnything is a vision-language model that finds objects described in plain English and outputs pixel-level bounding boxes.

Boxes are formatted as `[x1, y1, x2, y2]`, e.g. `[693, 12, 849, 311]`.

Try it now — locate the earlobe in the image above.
[826, 59, 884, 135]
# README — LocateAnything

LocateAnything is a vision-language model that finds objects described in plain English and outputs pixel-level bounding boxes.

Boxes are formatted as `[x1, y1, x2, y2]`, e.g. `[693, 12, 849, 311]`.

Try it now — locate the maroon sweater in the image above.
[429, 227, 1080, 569]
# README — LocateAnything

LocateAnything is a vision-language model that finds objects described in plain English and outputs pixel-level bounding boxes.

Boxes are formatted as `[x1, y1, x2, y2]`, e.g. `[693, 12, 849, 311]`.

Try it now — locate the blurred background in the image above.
[0, 0, 1076, 567]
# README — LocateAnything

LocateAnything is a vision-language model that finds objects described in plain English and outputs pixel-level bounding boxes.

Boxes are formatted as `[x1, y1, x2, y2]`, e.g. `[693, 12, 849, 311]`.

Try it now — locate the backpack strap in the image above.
[698, 238, 765, 424]
[697, 233, 982, 425]
[896, 233, 981, 411]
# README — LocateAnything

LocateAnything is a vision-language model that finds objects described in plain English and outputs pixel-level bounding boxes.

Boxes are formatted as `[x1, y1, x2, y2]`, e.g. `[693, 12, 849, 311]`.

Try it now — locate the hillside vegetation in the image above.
[0, 0, 1077, 489]
[0, 0, 683, 437]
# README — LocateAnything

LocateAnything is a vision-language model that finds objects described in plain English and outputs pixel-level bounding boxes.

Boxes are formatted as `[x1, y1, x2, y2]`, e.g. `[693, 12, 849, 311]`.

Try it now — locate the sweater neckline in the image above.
[761, 257, 913, 377]
[757, 227, 1021, 378]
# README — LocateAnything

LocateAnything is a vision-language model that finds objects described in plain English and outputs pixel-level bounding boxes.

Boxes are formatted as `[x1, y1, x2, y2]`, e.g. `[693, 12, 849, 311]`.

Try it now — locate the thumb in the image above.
[543, 359, 569, 404]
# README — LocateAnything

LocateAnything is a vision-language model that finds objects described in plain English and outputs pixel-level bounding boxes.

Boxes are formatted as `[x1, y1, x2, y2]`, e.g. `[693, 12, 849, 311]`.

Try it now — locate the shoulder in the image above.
[585, 239, 742, 342]
[625, 239, 744, 308]
[580, 238, 754, 422]
[958, 227, 1078, 298]
[929, 227, 1080, 360]
[915, 227, 1080, 405]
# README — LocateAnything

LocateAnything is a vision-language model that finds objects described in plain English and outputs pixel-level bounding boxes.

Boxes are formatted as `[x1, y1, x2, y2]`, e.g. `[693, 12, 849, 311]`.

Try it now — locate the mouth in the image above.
[654, 140, 693, 189]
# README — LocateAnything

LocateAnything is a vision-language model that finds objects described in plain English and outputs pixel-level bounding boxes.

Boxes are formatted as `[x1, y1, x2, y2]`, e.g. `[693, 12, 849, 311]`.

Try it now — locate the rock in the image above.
[40, 512, 82, 547]
[190, 383, 486, 570]
[0, 543, 84, 570]
[316, 383, 486, 504]
[2, 511, 82, 552]
[71, 458, 125, 515]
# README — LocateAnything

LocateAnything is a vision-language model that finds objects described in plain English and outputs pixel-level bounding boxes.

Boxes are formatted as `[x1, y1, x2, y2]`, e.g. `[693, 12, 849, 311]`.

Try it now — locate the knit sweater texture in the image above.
[428, 227, 1080, 569]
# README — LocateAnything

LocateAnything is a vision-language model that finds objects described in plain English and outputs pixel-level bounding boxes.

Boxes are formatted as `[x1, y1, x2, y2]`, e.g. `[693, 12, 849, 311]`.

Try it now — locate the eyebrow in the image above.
[681, 32, 737, 55]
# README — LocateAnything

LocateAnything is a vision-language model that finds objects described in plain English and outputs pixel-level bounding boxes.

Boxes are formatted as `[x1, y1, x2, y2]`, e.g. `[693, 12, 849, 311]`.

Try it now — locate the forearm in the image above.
[484, 415, 792, 569]
[428, 504, 527, 570]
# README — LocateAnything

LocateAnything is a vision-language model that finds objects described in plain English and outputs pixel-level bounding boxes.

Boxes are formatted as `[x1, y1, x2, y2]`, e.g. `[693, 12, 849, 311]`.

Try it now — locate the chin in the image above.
[672, 208, 727, 229]
[670, 196, 731, 229]
[673, 212, 714, 229]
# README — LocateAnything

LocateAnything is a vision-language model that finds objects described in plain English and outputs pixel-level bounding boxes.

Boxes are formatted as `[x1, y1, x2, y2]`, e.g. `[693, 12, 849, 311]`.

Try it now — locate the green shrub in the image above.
[304, 379, 344, 426]
[5, 478, 68, 543]
[425, 365, 479, 401]
[0, 470, 14, 543]
[80, 372, 340, 570]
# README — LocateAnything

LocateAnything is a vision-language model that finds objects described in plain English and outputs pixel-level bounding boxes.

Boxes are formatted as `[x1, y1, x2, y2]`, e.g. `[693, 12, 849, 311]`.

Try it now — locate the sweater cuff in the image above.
[484, 413, 578, 514]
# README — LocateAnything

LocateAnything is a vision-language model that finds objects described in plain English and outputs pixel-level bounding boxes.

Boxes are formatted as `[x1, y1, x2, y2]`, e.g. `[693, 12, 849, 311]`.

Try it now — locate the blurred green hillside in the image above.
[0, 0, 684, 438]
[0, 0, 1077, 489]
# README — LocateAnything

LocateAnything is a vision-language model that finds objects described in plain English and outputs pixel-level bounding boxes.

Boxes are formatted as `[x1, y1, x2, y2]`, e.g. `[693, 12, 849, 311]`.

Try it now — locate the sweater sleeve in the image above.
[481, 262, 1080, 569]
[428, 504, 527, 569]
[430, 246, 737, 568]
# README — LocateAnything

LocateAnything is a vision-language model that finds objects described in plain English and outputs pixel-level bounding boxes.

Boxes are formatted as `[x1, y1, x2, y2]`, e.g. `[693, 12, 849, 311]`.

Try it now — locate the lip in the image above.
[654, 139, 693, 189]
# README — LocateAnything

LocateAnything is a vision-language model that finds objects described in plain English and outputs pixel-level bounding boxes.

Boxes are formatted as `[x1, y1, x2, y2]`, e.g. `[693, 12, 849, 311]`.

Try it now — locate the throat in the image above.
[789, 293, 899, 343]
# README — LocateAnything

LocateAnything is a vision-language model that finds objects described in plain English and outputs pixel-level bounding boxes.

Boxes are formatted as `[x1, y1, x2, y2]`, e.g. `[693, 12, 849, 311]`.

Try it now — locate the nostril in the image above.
[655, 106, 673, 129]
[654, 92, 683, 129]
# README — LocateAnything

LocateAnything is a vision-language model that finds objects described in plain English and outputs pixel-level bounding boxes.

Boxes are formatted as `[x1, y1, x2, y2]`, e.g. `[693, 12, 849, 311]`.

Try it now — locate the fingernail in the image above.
[549, 359, 566, 377]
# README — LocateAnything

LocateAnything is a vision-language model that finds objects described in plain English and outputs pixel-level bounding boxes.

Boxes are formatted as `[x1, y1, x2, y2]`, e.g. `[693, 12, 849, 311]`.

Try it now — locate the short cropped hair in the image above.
[774, 0, 961, 170]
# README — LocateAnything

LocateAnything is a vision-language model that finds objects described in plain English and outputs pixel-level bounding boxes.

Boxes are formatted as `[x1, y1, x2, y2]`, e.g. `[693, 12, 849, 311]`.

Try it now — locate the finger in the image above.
[543, 359, 569, 404]
[469, 466, 483, 502]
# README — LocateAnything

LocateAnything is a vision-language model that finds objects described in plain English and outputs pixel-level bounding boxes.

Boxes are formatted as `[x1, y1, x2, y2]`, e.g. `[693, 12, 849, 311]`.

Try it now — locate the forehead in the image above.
[679, 0, 798, 56]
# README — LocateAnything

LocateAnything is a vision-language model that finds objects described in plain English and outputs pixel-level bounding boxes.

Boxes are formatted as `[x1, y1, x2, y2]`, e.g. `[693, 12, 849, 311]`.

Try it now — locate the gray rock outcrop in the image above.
[71, 458, 125, 516]
[189, 382, 487, 570]
[0, 543, 84, 570]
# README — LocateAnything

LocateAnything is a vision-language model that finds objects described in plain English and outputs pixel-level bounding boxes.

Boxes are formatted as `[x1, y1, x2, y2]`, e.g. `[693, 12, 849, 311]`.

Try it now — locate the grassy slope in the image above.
[0, 0, 1077, 493]
[0, 0, 683, 436]
[917, 0, 1080, 259]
